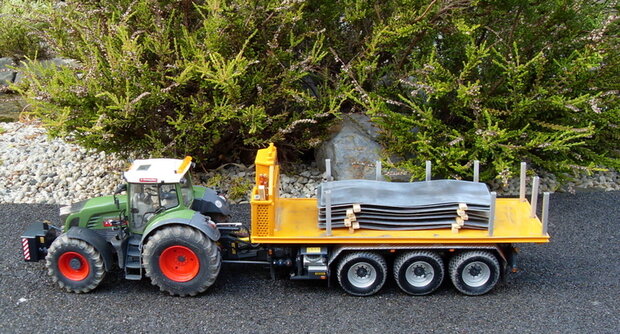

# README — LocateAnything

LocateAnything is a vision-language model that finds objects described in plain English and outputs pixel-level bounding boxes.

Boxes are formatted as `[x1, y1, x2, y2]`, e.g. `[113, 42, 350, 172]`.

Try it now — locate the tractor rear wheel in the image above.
[45, 234, 106, 293]
[143, 226, 221, 296]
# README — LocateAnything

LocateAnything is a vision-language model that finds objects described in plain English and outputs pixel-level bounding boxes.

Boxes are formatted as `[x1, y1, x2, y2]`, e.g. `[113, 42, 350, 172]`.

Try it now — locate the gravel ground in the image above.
[1, 192, 619, 333]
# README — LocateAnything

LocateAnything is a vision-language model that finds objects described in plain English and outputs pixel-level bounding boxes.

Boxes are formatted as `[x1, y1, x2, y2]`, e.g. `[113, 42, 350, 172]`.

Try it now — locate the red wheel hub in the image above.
[58, 252, 90, 281]
[159, 245, 199, 282]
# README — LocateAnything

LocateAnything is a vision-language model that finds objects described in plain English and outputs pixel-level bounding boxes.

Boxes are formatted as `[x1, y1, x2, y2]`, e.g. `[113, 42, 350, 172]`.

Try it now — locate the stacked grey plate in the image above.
[317, 179, 491, 231]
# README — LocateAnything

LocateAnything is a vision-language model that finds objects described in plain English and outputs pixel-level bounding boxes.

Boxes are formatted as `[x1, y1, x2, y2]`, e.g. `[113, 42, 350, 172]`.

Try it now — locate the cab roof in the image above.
[123, 156, 192, 184]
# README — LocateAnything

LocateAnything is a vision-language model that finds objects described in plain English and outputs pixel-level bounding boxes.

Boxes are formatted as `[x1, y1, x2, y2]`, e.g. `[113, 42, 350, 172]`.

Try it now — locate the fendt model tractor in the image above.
[22, 144, 551, 297]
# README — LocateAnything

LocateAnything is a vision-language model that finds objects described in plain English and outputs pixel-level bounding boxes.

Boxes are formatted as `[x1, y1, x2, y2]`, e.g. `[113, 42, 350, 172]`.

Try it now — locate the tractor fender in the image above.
[192, 186, 231, 216]
[141, 212, 221, 245]
[65, 227, 114, 271]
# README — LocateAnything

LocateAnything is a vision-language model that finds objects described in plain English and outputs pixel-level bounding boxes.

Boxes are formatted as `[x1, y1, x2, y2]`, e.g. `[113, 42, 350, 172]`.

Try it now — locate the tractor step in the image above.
[125, 274, 142, 281]
[124, 235, 143, 280]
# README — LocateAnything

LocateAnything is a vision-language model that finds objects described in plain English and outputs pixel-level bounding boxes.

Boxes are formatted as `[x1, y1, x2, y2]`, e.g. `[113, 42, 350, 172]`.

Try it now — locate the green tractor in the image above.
[21, 156, 232, 296]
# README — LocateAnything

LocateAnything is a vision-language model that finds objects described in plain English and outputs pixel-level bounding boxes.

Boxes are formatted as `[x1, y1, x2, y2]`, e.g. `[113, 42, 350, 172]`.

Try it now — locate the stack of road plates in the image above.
[317, 179, 491, 231]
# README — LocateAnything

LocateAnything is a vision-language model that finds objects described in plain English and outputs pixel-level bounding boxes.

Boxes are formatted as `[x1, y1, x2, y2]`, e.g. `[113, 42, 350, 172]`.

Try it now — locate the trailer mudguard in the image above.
[141, 212, 221, 245]
[192, 186, 231, 216]
[65, 227, 114, 271]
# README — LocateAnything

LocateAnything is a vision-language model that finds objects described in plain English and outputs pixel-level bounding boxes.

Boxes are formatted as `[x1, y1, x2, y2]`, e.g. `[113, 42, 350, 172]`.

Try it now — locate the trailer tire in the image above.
[337, 252, 387, 296]
[449, 251, 500, 296]
[394, 251, 444, 296]
[143, 226, 221, 297]
[45, 234, 106, 293]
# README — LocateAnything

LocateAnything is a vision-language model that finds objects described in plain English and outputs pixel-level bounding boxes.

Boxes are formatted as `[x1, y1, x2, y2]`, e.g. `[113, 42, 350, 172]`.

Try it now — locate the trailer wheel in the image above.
[337, 252, 387, 296]
[45, 234, 106, 293]
[449, 251, 500, 296]
[143, 226, 221, 297]
[394, 251, 444, 296]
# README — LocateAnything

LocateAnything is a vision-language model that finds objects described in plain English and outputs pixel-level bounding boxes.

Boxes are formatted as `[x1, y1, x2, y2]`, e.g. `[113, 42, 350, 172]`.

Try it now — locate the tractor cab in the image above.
[123, 157, 194, 232]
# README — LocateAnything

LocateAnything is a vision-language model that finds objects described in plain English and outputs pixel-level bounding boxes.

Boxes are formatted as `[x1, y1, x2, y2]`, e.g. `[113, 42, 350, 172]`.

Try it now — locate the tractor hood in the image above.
[60, 195, 127, 231]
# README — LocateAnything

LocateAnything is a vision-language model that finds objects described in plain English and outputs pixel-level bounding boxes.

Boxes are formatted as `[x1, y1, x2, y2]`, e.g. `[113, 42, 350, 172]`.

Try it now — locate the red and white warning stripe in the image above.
[22, 238, 30, 260]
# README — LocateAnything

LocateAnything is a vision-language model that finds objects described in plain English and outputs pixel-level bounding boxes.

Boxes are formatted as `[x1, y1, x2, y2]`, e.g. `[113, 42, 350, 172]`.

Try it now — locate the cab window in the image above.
[159, 184, 179, 209]
[180, 174, 194, 207]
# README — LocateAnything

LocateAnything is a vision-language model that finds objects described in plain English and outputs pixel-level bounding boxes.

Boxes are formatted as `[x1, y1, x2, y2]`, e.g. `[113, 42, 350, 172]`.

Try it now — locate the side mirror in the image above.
[113, 184, 127, 209]
[114, 183, 127, 195]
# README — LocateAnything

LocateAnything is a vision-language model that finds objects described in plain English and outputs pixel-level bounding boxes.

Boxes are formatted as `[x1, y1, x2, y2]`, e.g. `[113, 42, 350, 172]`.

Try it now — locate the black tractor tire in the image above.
[143, 226, 221, 297]
[449, 250, 501, 296]
[336, 252, 387, 296]
[393, 250, 445, 296]
[45, 234, 106, 293]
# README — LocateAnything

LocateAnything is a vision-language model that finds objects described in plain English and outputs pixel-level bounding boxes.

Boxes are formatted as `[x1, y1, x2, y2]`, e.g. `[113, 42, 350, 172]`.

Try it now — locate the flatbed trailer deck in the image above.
[250, 144, 549, 245]
[251, 197, 549, 244]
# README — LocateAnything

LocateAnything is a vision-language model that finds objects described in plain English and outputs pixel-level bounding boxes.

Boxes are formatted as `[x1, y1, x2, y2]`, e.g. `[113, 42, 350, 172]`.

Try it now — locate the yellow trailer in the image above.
[242, 144, 550, 296]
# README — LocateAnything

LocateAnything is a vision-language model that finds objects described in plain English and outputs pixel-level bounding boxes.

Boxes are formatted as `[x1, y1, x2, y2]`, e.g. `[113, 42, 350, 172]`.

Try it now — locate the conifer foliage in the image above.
[14, 0, 620, 179]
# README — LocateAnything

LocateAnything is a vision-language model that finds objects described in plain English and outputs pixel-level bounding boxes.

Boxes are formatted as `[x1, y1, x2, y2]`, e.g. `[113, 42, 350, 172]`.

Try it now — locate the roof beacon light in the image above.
[177, 156, 192, 174]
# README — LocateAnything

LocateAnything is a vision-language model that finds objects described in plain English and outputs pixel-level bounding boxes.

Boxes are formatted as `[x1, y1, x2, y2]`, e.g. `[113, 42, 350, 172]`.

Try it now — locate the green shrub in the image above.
[16, 0, 345, 164]
[338, 0, 620, 182]
[0, 0, 53, 59]
[14, 0, 620, 181]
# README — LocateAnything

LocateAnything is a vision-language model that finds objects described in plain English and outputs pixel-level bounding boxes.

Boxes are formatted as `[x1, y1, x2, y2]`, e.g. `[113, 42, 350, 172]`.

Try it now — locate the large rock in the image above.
[0, 57, 16, 86]
[14, 57, 80, 84]
[315, 113, 384, 180]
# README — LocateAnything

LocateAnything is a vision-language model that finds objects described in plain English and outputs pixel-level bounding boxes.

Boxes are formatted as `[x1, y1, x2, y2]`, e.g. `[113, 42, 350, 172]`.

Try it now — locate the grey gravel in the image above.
[2, 191, 620, 333]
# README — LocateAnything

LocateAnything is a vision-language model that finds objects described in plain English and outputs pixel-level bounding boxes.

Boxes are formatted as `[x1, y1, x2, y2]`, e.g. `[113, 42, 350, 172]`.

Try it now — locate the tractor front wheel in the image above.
[143, 226, 221, 296]
[45, 234, 106, 293]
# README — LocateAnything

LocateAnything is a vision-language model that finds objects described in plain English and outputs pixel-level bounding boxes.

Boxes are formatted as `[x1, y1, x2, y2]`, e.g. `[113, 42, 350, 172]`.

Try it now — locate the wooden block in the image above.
[344, 219, 351, 227]
[457, 210, 469, 220]
[459, 203, 468, 211]
[346, 209, 357, 221]
[452, 223, 460, 233]
[456, 217, 465, 227]
[352, 221, 360, 229]
[352, 204, 361, 213]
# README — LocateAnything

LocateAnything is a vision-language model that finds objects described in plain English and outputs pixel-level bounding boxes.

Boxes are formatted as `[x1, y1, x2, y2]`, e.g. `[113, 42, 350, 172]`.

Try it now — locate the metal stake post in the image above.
[530, 176, 540, 218]
[542, 192, 550, 235]
[325, 159, 332, 181]
[473, 160, 480, 183]
[519, 162, 527, 202]
[488, 192, 496, 236]
[425, 161, 431, 181]
[325, 189, 332, 236]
